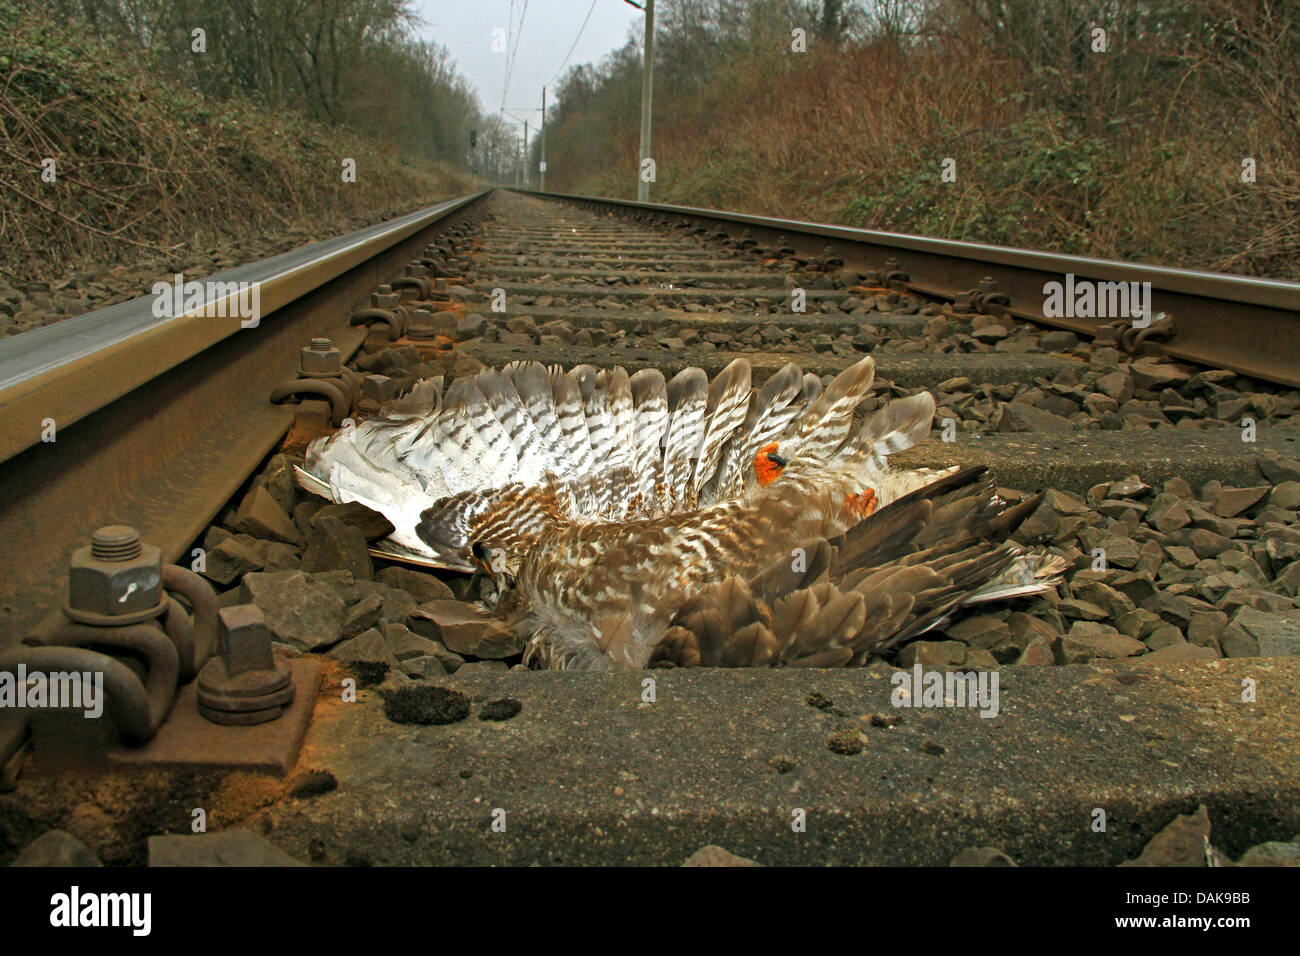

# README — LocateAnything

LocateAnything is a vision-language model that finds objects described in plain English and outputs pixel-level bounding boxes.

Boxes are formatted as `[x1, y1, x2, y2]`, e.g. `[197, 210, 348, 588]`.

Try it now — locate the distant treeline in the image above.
[43, 0, 483, 167]
[0, 1, 473, 282]
[543, 0, 1299, 278]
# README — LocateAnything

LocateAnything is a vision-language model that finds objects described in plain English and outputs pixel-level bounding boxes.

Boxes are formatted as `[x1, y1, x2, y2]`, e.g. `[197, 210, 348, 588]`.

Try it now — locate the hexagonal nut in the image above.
[371, 292, 399, 310]
[300, 342, 341, 374]
[405, 262, 427, 278]
[218, 605, 276, 677]
[69, 542, 163, 616]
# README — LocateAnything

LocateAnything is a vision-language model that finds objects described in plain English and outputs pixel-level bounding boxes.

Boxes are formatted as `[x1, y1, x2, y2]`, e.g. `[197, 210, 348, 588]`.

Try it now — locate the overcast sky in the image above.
[415, 0, 644, 138]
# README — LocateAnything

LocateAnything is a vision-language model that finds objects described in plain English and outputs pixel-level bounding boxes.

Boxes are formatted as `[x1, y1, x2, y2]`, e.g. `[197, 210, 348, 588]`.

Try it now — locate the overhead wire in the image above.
[548, 0, 600, 88]
[500, 0, 515, 112]
[501, 0, 531, 111]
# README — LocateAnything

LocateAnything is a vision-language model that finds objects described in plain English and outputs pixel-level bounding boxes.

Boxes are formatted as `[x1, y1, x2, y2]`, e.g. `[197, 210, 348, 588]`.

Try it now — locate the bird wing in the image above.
[646, 466, 1060, 667]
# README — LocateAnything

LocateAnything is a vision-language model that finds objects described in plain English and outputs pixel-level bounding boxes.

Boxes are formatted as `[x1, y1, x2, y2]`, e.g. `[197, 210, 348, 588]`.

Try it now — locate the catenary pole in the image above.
[637, 0, 655, 201]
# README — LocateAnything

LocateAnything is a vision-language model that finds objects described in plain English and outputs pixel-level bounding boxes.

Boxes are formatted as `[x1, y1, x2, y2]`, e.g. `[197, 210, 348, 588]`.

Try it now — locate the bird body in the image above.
[302, 356, 1062, 670]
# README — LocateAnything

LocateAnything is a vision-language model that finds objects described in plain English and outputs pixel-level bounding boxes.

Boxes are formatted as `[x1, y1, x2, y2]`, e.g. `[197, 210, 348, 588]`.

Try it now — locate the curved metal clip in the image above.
[1109, 312, 1175, 354]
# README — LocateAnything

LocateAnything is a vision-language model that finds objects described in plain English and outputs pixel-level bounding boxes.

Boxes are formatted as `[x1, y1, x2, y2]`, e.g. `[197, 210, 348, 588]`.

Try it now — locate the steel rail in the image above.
[517, 189, 1300, 388]
[0, 190, 489, 644]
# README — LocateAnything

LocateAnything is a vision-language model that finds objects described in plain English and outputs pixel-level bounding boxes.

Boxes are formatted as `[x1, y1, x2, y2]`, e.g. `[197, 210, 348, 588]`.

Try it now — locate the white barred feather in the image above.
[550, 368, 595, 488]
[628, 368, 669, 507]
[691, 358, 751, 499]
[661, 368, 708, 507]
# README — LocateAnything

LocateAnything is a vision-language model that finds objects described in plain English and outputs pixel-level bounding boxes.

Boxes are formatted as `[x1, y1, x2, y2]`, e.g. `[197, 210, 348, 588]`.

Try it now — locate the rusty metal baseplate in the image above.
[22, 658, 321, 777]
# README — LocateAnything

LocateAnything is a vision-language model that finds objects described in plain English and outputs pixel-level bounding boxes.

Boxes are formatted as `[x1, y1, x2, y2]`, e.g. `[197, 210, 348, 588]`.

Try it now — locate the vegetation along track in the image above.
[3, 188, 1300, 865]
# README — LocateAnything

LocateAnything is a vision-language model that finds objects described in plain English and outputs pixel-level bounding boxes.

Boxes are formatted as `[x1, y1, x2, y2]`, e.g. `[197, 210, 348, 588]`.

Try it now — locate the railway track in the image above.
[2, 187, 1299, 866]
[461, 192, 1300, 496]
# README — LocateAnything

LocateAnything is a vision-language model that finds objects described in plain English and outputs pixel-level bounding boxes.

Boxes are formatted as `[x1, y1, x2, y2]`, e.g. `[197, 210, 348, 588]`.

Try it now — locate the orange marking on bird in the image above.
[754, 442, 788, 486]
[845, 488, 878, 519]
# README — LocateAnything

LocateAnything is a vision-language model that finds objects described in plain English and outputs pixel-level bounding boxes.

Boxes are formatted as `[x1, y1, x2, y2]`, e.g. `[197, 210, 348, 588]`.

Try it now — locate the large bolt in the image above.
[362, 374, 396, 404]
[407, 307, 440, 340]
[67, 526, 164, 620]
[196, 605, 294, 726]
[1094, 324, 1121, 345]
[300, 337, 341, 375]
[371, 288, 399, 310]
[218, 604, 275, 674]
